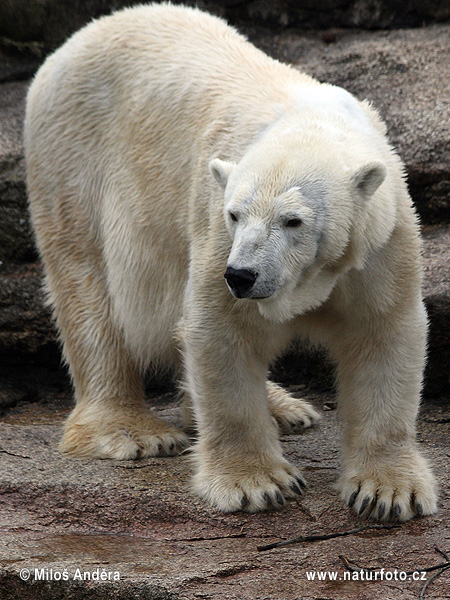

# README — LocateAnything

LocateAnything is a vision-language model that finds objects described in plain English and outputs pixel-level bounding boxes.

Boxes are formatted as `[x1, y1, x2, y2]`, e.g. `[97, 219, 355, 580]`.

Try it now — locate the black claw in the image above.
[275, 490, 284, 505]
[263, 492, 273, 507]
[416, 502, 423, 516]
[240, 495, 249, 509]
[348, 490, 359, 508]
[156, 443, 162, 454]
[291, 481, 303, 496]
[377, 502, 387, 519]
[169, 441, 175, 452]
[358, 495, 371, 516]
[296, 476, 307, 489]
[393, 503, 402, 519]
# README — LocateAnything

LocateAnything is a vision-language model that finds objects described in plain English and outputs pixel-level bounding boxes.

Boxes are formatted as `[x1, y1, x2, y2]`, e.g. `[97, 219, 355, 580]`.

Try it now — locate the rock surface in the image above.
[0, 0, 449, 48]
[0, 389, 449, 599]
[422, 225, 450, 394]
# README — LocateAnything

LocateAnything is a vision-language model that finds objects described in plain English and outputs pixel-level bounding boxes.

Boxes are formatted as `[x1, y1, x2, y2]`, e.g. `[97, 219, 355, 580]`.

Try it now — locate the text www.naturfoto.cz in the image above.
[306, 569, 427, 582]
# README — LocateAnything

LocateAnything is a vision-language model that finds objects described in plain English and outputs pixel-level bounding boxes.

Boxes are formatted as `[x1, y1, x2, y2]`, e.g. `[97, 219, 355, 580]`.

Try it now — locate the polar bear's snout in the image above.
[224, 266, 259, 298]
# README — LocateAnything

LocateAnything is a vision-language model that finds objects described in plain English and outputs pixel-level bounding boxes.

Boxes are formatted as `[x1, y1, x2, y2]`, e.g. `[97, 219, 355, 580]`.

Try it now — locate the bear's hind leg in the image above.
[267, 381, 321, 433]
[61, 398, 189, 459]
[44, 252, 189, 459]
[179, 381, 321, 435]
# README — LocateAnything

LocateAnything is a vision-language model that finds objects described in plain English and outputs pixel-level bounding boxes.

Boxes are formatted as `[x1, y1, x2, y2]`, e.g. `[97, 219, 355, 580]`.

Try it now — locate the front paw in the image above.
[337, 446, 438, 521]
[191, 450, 306, 512]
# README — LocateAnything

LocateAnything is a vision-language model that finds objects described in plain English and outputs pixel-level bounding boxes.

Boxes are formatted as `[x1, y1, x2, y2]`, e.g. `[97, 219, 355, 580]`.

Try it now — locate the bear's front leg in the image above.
[180, 305, 306, 512]
[332, 299, 438, 521]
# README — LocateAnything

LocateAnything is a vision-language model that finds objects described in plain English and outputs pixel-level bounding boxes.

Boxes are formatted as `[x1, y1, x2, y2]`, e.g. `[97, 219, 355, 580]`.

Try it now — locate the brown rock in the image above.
[0, 81, 35, 264]
[0, 262, 53, 355]
[423, 225, 450, 395]
[0, 390, 449, 599]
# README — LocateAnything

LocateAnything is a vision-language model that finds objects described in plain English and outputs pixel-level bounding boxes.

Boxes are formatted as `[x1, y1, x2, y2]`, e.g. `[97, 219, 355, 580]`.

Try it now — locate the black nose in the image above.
[224, 266, 258, 297]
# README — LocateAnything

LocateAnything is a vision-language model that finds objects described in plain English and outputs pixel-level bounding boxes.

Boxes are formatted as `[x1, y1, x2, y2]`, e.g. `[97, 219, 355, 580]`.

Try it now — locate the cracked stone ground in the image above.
[0, 386, 449, 599]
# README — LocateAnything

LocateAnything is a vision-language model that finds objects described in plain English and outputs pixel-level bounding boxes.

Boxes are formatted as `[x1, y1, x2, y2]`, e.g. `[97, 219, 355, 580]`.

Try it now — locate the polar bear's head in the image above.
[210, 130, 391, 323]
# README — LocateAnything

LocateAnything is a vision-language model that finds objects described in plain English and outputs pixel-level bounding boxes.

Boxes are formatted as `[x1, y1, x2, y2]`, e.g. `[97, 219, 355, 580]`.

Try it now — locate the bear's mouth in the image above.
[229, 289, 272, 300]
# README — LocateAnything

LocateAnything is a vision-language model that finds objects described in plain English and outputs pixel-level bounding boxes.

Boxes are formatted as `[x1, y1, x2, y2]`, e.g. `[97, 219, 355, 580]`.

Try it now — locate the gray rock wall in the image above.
[0, 9, 449, 402]
[1, 0, 449, 48]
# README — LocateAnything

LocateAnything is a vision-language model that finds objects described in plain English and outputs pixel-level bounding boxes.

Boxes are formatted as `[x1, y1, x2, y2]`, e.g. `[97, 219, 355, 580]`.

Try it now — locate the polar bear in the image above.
[25, 3, 437, 520]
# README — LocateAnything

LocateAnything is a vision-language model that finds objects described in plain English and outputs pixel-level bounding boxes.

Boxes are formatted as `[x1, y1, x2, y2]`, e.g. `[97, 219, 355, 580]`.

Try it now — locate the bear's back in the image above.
[24, 3, 318, 242]
[26, 3, 319, 140]
[32, 4, 292, 105]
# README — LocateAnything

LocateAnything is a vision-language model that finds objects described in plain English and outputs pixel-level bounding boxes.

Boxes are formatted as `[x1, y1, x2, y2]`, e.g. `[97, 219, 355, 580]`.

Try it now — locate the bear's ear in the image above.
[351, 161, 387, 198]
[209, 158, 235, 190]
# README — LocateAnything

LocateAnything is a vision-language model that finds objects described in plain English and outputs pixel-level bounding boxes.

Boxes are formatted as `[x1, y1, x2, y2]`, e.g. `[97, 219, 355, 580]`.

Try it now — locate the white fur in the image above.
[25, 3, 437, 519]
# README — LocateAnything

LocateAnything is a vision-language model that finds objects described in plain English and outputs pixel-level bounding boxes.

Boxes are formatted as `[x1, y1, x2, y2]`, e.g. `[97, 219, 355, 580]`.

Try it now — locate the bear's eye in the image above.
[285, 218, 302, 228]
[229, 211, 238, 223]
